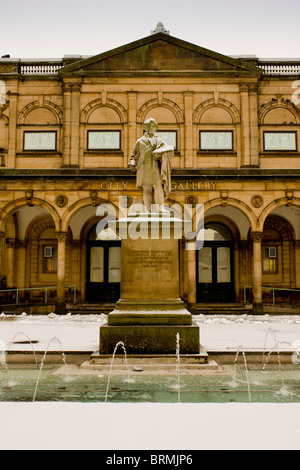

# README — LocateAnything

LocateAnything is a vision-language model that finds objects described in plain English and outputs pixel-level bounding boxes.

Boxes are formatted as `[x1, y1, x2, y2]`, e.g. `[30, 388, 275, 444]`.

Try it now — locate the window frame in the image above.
[42, 244, 58, 274]
[23, 130, 58, 152]
[262, 245, 279, 274]
[87, 130, 122, 151]
[199, 130, 234, 151]
[263, 130, 298, 152]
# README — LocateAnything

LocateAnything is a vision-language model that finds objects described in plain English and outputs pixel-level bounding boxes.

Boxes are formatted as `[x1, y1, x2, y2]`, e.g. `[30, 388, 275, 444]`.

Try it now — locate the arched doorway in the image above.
[86, 224, 121, 303]
[196, 223, 235, 303]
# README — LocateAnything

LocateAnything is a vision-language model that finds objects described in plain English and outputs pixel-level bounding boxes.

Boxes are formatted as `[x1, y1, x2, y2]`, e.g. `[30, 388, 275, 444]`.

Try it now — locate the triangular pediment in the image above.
[59, 33, 261, 76]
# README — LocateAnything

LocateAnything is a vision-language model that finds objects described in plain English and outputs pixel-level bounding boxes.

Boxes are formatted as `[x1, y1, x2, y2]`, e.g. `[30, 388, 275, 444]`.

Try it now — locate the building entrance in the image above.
[196, 223, 235, 303]
[86, 225, 121, 303]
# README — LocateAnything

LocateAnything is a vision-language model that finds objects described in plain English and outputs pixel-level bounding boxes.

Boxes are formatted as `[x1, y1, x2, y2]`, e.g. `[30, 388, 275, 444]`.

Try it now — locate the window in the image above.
[263, 132, 297, 151]
[262, 246, 278, 273]
[43, 246, 57, 273]
[87, 131, 121, 150]
[200, 131, 233, 151]
[155, 131, 177, 150]
[24, 131, 57, 151]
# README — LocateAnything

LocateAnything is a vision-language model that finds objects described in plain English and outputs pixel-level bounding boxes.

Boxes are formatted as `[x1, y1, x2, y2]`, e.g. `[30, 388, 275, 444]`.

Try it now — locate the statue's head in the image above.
[144, 118, 158, 133]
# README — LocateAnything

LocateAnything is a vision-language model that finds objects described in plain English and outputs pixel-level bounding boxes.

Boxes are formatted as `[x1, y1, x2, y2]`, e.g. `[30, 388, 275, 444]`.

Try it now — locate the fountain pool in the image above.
[1, 364, 300, 403]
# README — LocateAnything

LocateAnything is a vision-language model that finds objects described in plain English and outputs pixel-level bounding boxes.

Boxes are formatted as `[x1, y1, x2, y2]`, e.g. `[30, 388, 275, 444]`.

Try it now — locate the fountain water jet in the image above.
[33, 337, 67, 402]
[105, 341, 130, 403]
[176, 333, 181, 403]
[7, 332, 39, 368]
[0, 340, 8, 371]
[234, 346, 252, 403]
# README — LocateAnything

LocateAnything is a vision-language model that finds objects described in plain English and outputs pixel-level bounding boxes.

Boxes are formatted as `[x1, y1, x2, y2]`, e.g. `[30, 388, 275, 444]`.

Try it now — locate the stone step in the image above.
[90, 347, 209, 366]
[54, 360, 223, 377]
[79, 359, 221, 373]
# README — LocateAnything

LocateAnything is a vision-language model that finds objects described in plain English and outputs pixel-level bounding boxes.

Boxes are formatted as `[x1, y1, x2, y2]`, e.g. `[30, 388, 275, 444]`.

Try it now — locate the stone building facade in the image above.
[0, 30, 299, 314]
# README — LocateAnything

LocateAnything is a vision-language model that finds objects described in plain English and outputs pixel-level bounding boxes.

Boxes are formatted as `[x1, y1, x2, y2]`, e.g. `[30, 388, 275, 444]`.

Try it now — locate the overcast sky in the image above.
[1, 0, 300, 59]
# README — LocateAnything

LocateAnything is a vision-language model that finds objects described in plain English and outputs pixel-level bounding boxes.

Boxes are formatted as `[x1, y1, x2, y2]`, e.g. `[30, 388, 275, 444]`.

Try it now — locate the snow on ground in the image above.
[1, 311, 300, 352]
[195, 314, 300, 352]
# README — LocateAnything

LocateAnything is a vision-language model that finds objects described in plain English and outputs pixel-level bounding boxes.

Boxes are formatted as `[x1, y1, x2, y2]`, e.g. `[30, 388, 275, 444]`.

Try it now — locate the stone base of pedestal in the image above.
[99, 322, 200, 355]
[108, 298, 192, 325]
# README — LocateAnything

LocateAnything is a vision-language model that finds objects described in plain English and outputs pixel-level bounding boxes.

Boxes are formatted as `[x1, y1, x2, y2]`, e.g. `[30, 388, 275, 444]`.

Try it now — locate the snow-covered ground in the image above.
[1, 311, 300, 353]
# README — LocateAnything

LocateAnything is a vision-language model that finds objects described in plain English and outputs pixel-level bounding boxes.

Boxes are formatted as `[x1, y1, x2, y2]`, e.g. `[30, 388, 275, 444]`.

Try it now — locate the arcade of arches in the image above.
[0, 194, 299, 313]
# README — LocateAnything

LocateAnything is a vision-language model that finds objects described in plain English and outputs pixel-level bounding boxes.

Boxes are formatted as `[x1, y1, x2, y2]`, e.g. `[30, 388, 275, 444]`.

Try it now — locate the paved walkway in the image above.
[1, 312, 300, 353]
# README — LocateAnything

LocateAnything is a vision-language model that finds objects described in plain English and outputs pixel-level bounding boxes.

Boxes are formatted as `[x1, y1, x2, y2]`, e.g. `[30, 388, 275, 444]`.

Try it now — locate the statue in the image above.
[128, 118, 174, 213]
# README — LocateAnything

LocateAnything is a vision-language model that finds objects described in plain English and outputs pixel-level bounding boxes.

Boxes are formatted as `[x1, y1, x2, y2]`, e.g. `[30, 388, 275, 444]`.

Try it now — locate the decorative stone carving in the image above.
[221, 191, 229, 207]
[286, 190, 294, 206]
[251, 195, 264, 208]
[119, 195, 133, 209]
[25, 190, 33, 207]
[185, 196, 198, 208]
[56, 232, 68, 242]
[151, 22, 170, 35]
[90, 190, 98, 207]
[55, 194, 68, 208]
[250, 231, 264, 242]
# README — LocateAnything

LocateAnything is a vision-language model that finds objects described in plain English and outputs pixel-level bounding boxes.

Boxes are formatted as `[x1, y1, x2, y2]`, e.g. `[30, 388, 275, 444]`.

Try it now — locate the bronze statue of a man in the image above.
[128, 118, 174, 213]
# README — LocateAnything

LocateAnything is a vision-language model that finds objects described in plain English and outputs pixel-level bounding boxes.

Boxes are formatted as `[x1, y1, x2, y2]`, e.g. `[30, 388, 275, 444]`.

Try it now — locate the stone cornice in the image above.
[0, 168, 299, 180]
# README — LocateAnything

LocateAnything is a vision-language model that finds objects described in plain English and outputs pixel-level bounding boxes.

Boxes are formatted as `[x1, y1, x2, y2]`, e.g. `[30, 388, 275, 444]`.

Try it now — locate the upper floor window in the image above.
[87, 130, 121, 150]
[200, 131, 233, 151]
[23, 131, 57, 151]
[263, 131, 297, 152]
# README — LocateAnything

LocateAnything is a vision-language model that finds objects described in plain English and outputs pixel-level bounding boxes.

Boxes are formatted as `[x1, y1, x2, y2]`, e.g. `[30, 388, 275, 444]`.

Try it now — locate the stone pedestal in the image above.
[99, 214, 200, 355]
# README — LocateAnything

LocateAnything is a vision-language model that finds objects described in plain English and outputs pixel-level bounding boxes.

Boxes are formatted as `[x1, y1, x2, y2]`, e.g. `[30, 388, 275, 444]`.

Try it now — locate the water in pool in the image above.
[1, 364, 300, 403]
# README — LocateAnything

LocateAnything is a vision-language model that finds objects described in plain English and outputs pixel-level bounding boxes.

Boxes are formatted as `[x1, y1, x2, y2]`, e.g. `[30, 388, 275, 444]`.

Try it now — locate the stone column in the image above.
[70, 83, 81, 167]
[6, 238, 16, 288]
[128, 92, 137, 165]
[56, 232, 68, 314]
[0, 231, 5, 281]
[249, 84, 259, 167]
[184, 92, 194, 168]
[71, 240, 81, 302]
[295, 241, 300, 289]
[7, 90, 18, 169]
[240, 84, 250, 167]
[251, 231, 263, 312]
[62, 84, 72, 167]
[16, 240, 27, 302]
[187, 248, 197, 311]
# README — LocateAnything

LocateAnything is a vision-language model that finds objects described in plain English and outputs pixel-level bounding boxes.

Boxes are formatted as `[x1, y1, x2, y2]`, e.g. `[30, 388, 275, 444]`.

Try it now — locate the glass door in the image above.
[197, 224, 235, 303]
[86, 226, 121, 303]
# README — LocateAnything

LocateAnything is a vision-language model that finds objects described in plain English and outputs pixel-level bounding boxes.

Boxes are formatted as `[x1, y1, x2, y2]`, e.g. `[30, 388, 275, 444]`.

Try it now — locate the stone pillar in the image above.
[249, 84, 259, 167]
[240, 84, 250, 167]
[56, 232, 68, 314]
[6, 238, 16, 288]
[128, 92, 137, 164]
[7, 90, 18, 169]
[187, 247, 197, 311]
[62, 84, 72, 167]
[251, 232, 263, 312]
[70, 83, 81, 167]
[71, 240, 81, 302]
[295, 241, 300, 289]
[183, 91, 194, 168]
[16, 240, 27, 302]
[0, 231, 5, 282]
